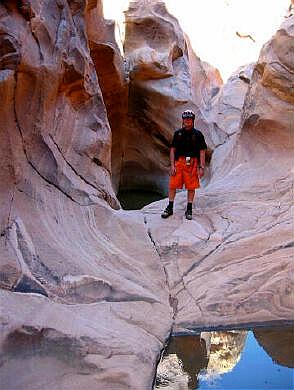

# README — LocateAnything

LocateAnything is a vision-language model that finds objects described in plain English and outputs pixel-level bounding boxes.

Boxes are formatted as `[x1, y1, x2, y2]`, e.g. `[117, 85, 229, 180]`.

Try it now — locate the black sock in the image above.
[187, 202, 192, 211]
[168, 201, 174, 209]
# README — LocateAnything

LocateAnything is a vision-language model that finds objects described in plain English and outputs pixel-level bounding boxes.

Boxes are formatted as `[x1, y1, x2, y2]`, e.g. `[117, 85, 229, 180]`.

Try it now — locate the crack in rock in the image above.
[143, 215, 178, 321]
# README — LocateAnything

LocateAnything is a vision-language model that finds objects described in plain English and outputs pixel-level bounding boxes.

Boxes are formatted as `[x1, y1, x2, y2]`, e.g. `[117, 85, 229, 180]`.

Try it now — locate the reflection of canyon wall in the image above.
[156, 331, 247, 388]
[156, 335, 208, 390]
[156, 354, 190, 390]
[204, 331, 247, 377]
[254, 328, 294, 368]
[121, 0, 222, 195]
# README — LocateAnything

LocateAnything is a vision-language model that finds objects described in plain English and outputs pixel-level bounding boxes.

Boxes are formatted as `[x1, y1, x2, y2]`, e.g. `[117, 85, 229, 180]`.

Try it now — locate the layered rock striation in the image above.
[0, 0, 118, 209]
[144, 15, 294, 332]
[0, 1, 293, 389]
[0, 1, 172, 389]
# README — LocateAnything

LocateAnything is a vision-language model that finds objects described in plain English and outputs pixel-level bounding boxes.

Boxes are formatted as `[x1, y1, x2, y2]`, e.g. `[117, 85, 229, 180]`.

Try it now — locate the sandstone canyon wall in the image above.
[0, 1, 172, 389]
[85, 1, 128, 192]
[0, 0, 119, 209]
[120, 0, 222, 195]
[144, 14, 294, 332]
[0, 1, 293, 389]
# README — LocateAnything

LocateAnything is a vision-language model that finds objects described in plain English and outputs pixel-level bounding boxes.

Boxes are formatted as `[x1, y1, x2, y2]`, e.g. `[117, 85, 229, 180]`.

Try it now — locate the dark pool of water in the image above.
[117, 190, 164, 210]
[155, 327, 294, 390]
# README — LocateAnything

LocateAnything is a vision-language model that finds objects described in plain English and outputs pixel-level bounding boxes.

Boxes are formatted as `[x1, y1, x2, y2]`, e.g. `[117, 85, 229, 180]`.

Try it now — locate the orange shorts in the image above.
[169, 157, 200, 190]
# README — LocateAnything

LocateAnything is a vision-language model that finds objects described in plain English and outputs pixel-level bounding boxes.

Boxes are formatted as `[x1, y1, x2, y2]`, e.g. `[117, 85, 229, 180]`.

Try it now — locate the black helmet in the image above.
[182, 110, 195, 120]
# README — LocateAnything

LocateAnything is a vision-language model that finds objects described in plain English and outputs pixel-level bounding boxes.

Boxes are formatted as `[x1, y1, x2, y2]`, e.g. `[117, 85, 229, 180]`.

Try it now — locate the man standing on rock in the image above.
[161, 110, 207, 220]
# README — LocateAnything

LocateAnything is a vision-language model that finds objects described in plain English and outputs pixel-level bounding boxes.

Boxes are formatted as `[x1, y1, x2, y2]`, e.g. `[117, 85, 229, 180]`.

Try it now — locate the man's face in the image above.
[183, 118, 193, 129]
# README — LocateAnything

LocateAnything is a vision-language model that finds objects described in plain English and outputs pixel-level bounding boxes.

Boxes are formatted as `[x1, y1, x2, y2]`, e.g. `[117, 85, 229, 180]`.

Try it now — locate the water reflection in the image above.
[155, 327, 294, 389]
[156, 335, 208, 389]
[254, 328, 294, 368]
[200, 330, 247, 382]
[117, 190, 164, 210]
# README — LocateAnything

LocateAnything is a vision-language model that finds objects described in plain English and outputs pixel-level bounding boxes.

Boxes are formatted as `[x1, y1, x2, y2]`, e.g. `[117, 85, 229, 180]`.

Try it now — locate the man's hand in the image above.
[170, 164, 176, 176]
[198, 166, 204, 178]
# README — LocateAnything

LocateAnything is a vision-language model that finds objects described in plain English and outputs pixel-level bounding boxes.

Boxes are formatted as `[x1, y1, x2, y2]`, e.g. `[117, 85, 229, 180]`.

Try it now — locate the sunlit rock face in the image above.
[204, 63, 254, 179]
[194, 62, 255, 184]
[120, 0, 222, 195]
[0, 1, 172, 389]
[209, 13, 294, 218]
[1, 289, 172, 390]
[143, 15, 294, 331]
[206, 13, 294, 186]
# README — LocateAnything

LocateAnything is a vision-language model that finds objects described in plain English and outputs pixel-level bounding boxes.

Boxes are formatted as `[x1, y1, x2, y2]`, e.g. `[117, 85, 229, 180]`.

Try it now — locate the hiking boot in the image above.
[185, 209, 192, 220]
[161, 207, 173, 219]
